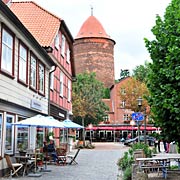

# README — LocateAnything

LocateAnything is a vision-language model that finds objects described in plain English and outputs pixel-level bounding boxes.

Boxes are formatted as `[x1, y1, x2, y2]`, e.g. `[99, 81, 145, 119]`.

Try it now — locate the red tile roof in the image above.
[76, 15, 110, 39]
[10, 1, 61, 46]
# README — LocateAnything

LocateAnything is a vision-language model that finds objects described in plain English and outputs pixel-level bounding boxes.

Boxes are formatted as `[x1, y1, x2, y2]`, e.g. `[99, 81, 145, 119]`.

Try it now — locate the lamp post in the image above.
[144, 107, 147, 144]
[137, 96, 142, 143]
[130, 120, 135, 139]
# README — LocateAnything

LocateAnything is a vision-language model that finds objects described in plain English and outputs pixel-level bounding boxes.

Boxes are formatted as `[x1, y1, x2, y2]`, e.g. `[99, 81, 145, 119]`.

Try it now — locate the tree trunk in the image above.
[82, 117, 85, 147]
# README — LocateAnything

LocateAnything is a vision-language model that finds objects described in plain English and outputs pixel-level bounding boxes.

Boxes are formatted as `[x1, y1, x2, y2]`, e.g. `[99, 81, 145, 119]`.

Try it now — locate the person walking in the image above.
[163, 140, 167, 152]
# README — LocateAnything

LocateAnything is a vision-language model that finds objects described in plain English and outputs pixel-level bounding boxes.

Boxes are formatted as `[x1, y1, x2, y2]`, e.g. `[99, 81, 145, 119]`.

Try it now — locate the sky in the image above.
[13, 0, 172, 79]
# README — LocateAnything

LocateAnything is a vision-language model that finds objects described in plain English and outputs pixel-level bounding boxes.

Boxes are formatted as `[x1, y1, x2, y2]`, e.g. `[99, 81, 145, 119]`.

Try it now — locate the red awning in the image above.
[86, 126, 158, 131]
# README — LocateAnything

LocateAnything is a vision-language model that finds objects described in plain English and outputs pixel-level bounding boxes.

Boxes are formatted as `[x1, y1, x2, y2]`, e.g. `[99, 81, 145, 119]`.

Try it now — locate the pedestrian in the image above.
[154, 138, 158, 151]
[127, 133, 131, 139]
[158, 139, 161, 153]
[163, 140, 167, 153]
[166, 141, 170, 153]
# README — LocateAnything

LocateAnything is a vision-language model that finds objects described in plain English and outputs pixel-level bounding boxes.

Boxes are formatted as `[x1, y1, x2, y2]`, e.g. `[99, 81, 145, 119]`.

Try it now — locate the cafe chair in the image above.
[66, 148, 80, 165]
[5, 154, 23, 177]
[56, 147, 67, 165]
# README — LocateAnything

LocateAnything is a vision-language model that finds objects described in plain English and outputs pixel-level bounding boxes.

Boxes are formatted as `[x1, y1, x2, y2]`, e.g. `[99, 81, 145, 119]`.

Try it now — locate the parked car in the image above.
[124, 135, 155, 146]
[140, 136, 155, 146]
[124, 137, 137, 146]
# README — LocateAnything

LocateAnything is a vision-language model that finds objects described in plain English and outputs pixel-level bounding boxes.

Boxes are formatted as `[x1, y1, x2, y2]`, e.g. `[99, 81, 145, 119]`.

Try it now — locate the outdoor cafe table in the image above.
[136, 154, 180, 179]
[26, 151, 43, 177]
[14, 155, 35, 176]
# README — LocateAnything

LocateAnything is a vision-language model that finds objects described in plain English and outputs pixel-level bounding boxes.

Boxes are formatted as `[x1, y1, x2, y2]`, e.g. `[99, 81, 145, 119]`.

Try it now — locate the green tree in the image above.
[72, 72, 109, 144]
[118, 77, 149, 113]
[132, 61, 151, 84]
[144, 0, 180, 145]
[72, 72, 109, 124]
[120, 69, 130, 80]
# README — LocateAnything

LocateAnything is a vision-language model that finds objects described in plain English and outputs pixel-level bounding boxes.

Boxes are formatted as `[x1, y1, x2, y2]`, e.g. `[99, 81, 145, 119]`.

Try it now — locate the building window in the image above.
[5, 114, 14, 153]
[61, 34, 65, 57]
[17, 117, 28, 151]
[103, 115, 109, 122]
[1, 28, 14, 75]
[18, 42, 28, 83]
[36, 128, 44, 148]
[55, 34, 59, 50]
[50, 71, 54, 90]
[123, 114, 130, 121]
[38, 62, 45, 94]
[121, 88, 126, 95]
[121, 100, 126, 108]
[67, 79, 71, 102]
[30, 54, 37, 89]
[60, 72, 64, 97]
[66, 48, 70, 63]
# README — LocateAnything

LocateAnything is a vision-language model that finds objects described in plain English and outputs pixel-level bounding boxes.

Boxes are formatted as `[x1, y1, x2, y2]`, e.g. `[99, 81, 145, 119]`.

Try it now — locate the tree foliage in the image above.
[120, 69, 130, 80]
[118, 77, 149, 113]
[72, 72, 109, 126]
[132, 61, 151, 84]
[144, 0, 180, 143]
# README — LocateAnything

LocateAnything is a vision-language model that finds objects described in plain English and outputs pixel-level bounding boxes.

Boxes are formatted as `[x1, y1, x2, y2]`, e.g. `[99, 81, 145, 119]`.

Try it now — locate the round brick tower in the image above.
[74, 15, 115, 88]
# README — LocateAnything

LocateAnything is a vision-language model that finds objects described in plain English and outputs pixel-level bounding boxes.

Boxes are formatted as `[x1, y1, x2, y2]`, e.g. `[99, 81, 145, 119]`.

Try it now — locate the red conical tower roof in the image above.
[76, 15, 110, 39]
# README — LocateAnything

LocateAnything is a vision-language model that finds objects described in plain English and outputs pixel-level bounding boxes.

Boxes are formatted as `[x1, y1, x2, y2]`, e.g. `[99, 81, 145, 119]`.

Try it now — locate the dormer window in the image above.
[55, 34, 59, 50]
[61, 34, 65, 57]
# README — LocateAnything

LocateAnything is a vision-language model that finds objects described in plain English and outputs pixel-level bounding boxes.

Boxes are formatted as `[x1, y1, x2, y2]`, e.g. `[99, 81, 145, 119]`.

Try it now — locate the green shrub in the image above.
[123, 167, 132, 180]
[117, 142, 152, 180]
[117, 151, 134, 170]
[131, 142, 152, 157]
[170, 165, 178, 170]
[152, 147, 157, 154]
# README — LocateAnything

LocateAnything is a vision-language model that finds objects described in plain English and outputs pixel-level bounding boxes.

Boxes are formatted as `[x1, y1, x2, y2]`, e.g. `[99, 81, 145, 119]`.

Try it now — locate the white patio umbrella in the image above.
[12, 114, 64, 128]
[62, 119, 84, 129]
[62, 119, 84, 145]
[12, 114, 65, 176]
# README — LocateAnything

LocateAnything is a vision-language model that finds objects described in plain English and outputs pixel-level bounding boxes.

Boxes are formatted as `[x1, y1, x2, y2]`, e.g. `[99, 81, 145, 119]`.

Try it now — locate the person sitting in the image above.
[47, 139, 59, 165]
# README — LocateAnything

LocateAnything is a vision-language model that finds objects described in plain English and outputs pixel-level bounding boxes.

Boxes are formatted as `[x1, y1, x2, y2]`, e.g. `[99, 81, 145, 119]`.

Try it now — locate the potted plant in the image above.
[37, 153, 44, 166]
[18, 143, 27, 156]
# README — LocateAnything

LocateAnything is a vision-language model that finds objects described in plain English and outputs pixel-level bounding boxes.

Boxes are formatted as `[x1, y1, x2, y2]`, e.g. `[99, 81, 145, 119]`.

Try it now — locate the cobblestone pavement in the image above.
[3, 143, 128, 180]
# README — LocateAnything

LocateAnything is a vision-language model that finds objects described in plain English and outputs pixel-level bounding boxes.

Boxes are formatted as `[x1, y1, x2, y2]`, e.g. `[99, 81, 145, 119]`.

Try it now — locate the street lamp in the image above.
[137, 96, 142, 143]
[144, 107, 147, 144]
[137, 96, 143, 107]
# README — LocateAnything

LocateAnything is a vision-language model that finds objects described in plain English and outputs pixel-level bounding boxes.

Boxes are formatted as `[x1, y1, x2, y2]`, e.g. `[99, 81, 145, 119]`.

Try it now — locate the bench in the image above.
[136, 157, 171, 178]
